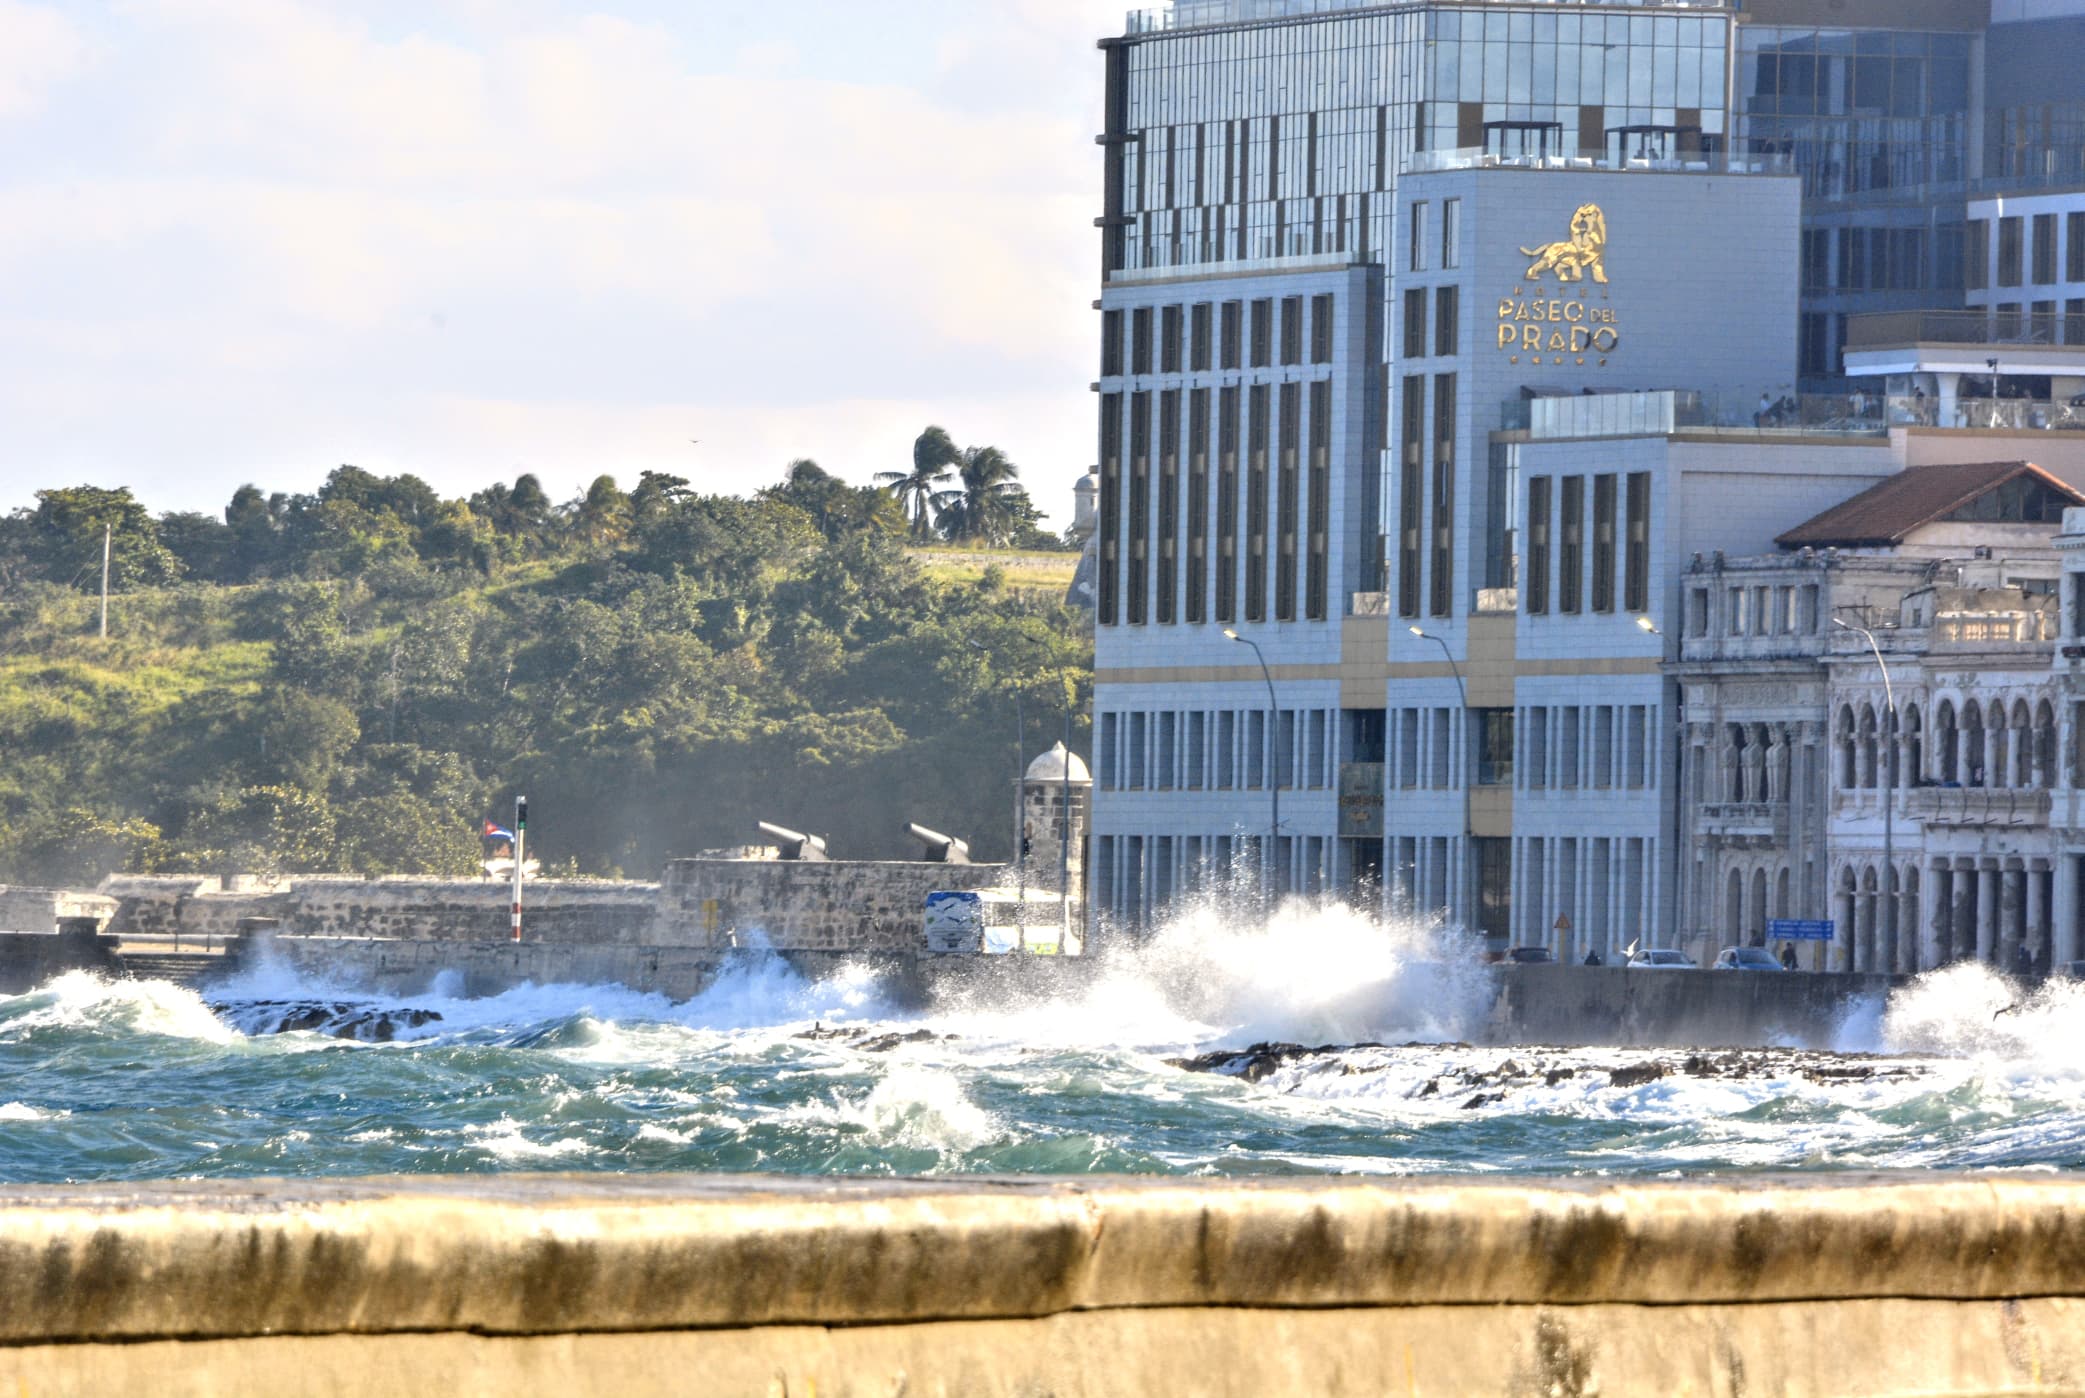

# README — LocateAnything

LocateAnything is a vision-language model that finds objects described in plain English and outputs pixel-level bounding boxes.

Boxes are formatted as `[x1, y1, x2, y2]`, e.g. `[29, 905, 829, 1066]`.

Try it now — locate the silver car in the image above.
[1627, 948, 1697, 969]
[1713, 947, 1784, 971]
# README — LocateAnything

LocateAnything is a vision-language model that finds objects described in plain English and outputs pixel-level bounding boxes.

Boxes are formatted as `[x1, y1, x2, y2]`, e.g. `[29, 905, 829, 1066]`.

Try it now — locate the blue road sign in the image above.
[1768, 919, 1835, 942]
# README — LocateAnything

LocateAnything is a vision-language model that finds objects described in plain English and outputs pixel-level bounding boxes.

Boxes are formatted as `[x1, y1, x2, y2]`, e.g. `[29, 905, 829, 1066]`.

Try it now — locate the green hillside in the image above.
[0, 454, 1089, 884]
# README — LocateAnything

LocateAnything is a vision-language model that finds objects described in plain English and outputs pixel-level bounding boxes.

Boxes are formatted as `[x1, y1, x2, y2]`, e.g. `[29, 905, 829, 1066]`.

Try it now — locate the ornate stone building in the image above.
[1673, 461, 2084, 971]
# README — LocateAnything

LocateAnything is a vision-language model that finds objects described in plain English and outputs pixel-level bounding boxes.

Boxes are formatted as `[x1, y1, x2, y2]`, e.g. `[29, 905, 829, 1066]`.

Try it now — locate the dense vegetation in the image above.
[0, 434, 1089, 886]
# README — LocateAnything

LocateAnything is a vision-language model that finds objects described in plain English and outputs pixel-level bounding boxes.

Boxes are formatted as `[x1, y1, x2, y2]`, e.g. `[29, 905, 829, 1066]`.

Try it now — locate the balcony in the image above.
[1846, 311, 2085, 352]
[1697, 803, 1787, 841]
[1904, 787, 2052, 828]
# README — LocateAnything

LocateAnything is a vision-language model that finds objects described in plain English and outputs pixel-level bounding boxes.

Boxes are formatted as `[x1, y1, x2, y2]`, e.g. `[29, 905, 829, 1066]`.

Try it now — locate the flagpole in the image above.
[511, 796, 527, 942]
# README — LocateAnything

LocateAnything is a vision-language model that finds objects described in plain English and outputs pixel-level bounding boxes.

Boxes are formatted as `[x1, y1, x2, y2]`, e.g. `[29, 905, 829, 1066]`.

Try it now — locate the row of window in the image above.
[1097, 383, 1336, 628]
[1524, 472, 1652, 617]
[1095, 706, 1341, 795]
[1406, 198, 1461, 274]
[1967, 211, 2085, 292]
[1101, 294, 1336, 379]
[1385, 703, 1658, 794]
[1399, 285, 1461, 360]
[1094, 832, 1339, 931]
[1685, 580, 1825, 640]
[1391, 371, 1458, 618]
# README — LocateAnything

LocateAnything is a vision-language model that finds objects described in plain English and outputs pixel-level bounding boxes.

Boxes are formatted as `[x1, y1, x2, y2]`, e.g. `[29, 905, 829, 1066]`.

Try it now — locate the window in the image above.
[1430, 373, 1455, 618]
[1591, 707, 1613, 789]
[1999, 216, 2024, 288]
[1101, 310, 1122, 377]
[1131, 308, 1152, 374]
[1250, 299, 1273, 368]
[1441, 197, 1461, 270]
[1310, 294, 1334, 365]
[1276, 382, 1300, 621]
[1402, 287, 1427, 359]
[1559, 476, 1584, 615]
[2073, 575, 2085, 639]
[2035, 214, 2059, 285]
[1246, 384, 1269, 622]
[1591, 474, 1617, 613]
[1216, 387, 1239, 623]
[1099, 395, 1121, 625]
[1477, 709, 1514, 787]
[1966, 219, 1990, 291]
[1187, 389, 1209, 625]
[1160, 305, 1182, 373]
[1527, 477, 1551, 615]
[2070, 213, 2085, 283]
[1306, 379, 1330, 622]
[1558, 707, 1580, 788]
[1190, 303, 1213, 372]
[1399, 376, 1424, 618]
[1435, 286, 1459, 357]
[1624, 473, 1651, 614]
[1220, 301, 1242, 371]
[1127, 393, 1150, 624]
[1687, 586, 1708, 638]
[1157, 391, 1179, 624]
[1410, 201, 1429, 272]
[1280, 296, 1303, 366]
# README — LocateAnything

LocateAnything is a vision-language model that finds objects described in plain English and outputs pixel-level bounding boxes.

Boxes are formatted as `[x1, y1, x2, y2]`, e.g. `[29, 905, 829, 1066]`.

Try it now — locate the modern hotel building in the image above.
[1088, 0, 2085, 965]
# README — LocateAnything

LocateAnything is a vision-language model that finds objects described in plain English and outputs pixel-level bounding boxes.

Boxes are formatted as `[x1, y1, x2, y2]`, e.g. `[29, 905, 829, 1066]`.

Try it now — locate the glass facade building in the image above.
[1102, 3, 1735, 278]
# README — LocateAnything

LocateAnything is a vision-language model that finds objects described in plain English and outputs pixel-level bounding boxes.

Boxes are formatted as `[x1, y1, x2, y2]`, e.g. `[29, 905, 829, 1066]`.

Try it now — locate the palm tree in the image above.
[932, 446, 1024, 545]
[875, 426, 961, 539]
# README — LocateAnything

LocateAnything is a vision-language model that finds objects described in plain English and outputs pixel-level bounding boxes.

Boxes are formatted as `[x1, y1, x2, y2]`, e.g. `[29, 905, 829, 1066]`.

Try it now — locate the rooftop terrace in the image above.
[1127, 0, 1728, 35]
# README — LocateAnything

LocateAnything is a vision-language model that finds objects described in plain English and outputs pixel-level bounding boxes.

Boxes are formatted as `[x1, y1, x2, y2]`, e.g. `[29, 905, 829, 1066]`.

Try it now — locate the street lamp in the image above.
[1224, 628, 1281, 909]
[1410, 627, 1471, 934]
[1835, 617, 1897, 973]
[968, 639, 1026, 904]
[1636, 615, 1660, 636]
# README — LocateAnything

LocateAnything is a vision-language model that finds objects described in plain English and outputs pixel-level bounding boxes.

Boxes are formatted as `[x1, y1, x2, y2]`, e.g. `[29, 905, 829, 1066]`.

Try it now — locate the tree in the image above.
[570, 475, 632, 546]
[931, 446, 1025, 545]
[763, 460, 904, 543]
[876, 426, 962, 540]
[26, 486, 182, 593]
[157, 511, 235, 584]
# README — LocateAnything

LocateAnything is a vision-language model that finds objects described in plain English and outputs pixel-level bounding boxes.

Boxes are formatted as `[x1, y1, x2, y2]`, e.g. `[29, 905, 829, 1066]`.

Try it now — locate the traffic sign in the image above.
[1768, 919, 1834, 942]
[1553, 914, 1573, 932]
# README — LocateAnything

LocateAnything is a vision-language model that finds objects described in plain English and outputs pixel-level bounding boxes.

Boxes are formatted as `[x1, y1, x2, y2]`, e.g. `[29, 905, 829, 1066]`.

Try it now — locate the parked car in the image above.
[1627, 948, 1697, 969]
[1507, 946, 1557, 965]
[1713, 947, 1784, 971]
[2057, 960, 2085, 980]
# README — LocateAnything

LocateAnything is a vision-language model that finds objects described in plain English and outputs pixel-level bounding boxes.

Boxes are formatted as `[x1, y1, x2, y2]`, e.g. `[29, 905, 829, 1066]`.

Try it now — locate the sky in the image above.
[0, 0, 1128, 524]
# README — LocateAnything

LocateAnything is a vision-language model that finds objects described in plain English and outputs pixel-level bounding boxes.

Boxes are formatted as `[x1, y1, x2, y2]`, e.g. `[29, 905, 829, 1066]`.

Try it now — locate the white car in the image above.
[1627, 948, 1696, 969]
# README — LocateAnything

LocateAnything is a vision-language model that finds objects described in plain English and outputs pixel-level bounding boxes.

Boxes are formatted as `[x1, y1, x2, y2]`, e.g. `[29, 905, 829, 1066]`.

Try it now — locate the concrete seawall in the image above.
[1490, 963, 1899, 1047]
[4, 1174, 2085, 1395]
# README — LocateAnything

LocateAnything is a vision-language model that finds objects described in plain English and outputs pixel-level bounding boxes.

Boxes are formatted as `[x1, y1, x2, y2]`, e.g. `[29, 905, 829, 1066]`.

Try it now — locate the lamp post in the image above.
[1639, 615, 1675, 968]
[1224, 628, 1280, 909]
[968, 639, 1026, 904]
[1836, 618, 1898, 973]
[1409, 627, 1470, 932]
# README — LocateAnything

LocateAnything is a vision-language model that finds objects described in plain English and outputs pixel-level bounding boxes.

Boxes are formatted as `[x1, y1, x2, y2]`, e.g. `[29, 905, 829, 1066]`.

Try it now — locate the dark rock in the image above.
[1607, 1063, 1668, 1089]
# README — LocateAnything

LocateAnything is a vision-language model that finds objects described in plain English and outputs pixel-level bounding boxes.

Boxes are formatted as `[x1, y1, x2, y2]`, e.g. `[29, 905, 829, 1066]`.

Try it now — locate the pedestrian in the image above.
[2014, 941, 2035, 982]
[1584, 948, 1603, 967]
[1779, 942, 1798, 971]
[1756, 391, 1772, 426]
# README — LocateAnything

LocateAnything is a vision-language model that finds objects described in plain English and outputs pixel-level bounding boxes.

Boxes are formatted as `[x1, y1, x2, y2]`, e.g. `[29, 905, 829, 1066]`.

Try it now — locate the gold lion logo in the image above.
[1520, 204, 1609, 285]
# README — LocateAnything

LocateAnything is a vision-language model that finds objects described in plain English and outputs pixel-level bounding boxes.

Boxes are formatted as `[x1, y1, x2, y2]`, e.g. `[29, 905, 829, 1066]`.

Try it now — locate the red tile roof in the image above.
[1775, 461, 2083, 549]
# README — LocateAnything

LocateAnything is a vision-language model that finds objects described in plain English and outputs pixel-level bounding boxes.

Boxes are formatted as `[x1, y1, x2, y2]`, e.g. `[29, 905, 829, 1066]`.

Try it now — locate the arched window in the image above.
[1775, 867, 1792, 920]
[1727, 868, 1745, 942]
[1903, 703, 1925, 785]
[1936, 699, 1958, 784]
[1751, 867, 1769, 941]
[1858, 704, 1879, 789]
[2012, 700, 2033, 787]
[1962, 700, 1986, 788]
[2036, 700, 2057, 788]
[1989, 702, 2012, 790]
[1835, 706, 1857, 791]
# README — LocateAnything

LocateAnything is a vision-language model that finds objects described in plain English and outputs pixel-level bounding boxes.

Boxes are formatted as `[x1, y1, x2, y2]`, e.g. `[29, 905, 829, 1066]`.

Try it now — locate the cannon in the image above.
[905, 824, 973, 865]
[756, 822, 829, 862]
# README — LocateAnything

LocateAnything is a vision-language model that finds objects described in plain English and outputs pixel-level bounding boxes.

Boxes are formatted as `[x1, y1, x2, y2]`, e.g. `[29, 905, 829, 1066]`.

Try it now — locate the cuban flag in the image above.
[483, 822, 515, 841]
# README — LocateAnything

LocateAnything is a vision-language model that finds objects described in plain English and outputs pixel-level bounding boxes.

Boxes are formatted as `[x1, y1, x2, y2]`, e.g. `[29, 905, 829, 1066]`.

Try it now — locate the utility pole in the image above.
[99, 523, 111, 640]
[510, 795, 528, 943]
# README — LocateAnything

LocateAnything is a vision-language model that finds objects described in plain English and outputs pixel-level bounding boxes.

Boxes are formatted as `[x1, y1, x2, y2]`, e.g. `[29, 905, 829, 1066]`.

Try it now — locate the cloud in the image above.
[0, 2, 87, 117]
[0, 0, 1119, 521]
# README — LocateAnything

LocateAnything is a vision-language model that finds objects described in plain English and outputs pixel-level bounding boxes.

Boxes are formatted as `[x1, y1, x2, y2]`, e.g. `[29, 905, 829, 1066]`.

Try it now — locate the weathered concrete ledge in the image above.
[6, 1174, 2085, 1395]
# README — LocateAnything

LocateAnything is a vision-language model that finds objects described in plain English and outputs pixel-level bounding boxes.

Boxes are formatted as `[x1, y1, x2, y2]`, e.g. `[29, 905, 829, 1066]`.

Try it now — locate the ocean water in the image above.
[4, 901, 2084, 1184]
